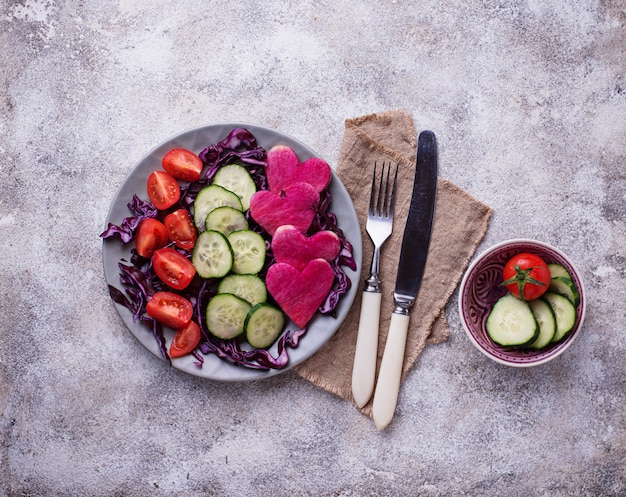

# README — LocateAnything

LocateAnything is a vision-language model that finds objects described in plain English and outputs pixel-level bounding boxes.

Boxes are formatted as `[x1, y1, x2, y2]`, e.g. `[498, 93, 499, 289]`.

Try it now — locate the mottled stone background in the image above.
[1, 1, 625, 496]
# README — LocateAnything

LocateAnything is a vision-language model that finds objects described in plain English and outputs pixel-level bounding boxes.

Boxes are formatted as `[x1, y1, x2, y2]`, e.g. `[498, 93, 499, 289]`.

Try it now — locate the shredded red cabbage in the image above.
[199, 128, 267, 174]
[100, 195, 158, 243]
[102, 128, 355, 371]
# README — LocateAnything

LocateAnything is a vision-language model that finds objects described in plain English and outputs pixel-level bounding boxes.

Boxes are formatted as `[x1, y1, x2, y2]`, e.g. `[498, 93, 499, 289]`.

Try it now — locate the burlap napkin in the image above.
[295, 109, 492, 415]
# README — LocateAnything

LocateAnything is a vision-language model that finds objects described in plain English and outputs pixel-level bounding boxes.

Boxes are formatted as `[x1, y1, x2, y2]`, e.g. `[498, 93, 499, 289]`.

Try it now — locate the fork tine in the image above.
[375, 162, 386, 217]
[387, 164, 399, 218]
[369, 162, 378, 216]
[381, 163, 391, 217]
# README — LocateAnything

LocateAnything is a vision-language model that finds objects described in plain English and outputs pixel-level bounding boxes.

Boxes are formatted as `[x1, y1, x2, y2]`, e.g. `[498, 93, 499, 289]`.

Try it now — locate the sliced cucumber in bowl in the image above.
[486, 294, 539, 348]
[548, 263, 572, 280]
[543, 292, 577, 342]
[485, 289, 577, 350]
[528, 298, 556, 349]
[548, 276, 580, 307]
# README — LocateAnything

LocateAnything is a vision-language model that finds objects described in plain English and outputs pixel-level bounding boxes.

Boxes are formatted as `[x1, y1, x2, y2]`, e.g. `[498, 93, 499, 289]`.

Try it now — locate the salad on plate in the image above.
[101, 127, 357, 375]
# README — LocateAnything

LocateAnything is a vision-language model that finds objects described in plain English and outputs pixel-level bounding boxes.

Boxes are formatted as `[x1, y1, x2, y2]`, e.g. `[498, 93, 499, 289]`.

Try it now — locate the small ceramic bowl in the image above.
[458, 239, 586, 367]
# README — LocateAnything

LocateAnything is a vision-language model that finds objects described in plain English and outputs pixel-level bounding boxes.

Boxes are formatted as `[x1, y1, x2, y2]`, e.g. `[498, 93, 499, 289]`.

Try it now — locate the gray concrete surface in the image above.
[1, 1, 625, 496]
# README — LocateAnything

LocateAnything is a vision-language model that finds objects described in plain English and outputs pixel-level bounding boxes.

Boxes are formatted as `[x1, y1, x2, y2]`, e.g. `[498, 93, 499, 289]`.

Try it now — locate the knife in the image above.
[371, 130, 438, 430]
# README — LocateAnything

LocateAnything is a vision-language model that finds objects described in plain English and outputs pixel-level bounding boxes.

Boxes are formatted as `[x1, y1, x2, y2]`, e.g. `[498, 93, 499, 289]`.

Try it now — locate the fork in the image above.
[351, 162, 398, 408]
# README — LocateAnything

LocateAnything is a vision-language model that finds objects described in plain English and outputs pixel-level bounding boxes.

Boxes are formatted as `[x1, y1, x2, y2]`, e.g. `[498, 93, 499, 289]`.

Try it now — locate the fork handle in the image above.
[371, 311, 409, 430]
[351, 291, 382, 408]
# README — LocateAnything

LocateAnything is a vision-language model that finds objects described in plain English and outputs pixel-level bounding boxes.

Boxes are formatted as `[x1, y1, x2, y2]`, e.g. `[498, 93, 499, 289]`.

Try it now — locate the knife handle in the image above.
[351, 291, 382, 408]
[371, 311, 409, 430]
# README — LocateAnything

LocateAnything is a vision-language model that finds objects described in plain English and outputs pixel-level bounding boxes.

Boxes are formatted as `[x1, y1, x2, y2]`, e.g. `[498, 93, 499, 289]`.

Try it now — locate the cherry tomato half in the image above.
[135, 218, 168, 258]
[152, 248, 196, 291]
[502, 253, 551, 301]
[147, 170, 180, 210]
[162, 148, 203, 182]
[169, 320, 201, 358]
[146, 291, 193, 329]
[164, 209, 197, 250]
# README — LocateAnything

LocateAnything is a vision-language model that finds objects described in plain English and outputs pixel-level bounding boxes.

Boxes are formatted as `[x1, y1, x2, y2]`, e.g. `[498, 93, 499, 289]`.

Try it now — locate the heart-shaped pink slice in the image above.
[266, 259, 335, 328]
[272, 225, 341, 271]
[266, 145, 331, 194]
[249, 182, 319, 236]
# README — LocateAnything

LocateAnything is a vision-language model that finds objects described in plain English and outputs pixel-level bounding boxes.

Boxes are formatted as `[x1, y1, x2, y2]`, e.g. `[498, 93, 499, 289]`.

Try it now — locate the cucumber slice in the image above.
[548, 263, 572, 280]
[218, 274, 267, 306]
[245, 303, 285, 349]
[227, 230, 266, 275]
[486, 294, 538, 348]
[205, 206, 249, 236]
[193, 185, 243, 231]
[548, 276, 580, 307]
[192, 230, 233, 279]
[212, 164, 257, 211]
[543, 292, 577, 342]
[206, 293, 251, 339]
[528, 298, 557, 349]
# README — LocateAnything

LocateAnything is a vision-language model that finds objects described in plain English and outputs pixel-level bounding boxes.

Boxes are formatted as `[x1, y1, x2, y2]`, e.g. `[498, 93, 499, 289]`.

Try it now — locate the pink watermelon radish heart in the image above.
[266, 145, 332, 194]
[266, 259, 335, 328]
[249, 182, 319, 236]
[272, 225, 341, 271]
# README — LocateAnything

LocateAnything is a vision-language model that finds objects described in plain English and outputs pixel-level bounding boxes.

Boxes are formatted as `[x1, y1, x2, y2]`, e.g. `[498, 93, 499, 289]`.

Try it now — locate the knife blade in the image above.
[371, 130, 438, 430]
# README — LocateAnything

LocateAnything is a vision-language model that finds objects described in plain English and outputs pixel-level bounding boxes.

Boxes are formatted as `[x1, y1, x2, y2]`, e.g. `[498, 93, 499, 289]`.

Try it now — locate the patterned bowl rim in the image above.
[458, 238, 587, 367]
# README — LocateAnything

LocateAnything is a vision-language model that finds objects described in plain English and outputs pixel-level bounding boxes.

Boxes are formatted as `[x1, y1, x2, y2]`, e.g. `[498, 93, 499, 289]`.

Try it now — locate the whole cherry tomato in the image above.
[502, 253, 551, 301]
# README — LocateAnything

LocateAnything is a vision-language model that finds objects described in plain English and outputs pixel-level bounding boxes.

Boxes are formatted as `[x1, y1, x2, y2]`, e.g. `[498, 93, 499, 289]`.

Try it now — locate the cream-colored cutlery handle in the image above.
[351, 291, 382, 408]
[371, 311, 409, 430]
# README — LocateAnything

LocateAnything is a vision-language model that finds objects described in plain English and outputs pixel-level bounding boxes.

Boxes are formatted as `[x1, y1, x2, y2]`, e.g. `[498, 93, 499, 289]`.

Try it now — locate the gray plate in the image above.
[102, 123, 362, 381]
